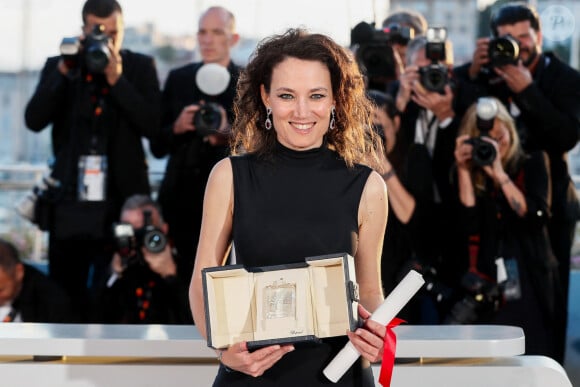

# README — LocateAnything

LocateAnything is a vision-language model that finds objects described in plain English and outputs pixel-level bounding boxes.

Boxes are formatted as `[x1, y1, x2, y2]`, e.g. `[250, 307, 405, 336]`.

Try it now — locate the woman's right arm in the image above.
[190, 157, 234, 338]
[189, 158, 294, 376]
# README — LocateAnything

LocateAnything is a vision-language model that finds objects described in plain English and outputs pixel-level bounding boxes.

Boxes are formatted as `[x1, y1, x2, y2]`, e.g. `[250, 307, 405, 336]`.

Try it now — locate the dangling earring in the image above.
[329, 106, 336, 130]
[265, 107, 272, 130]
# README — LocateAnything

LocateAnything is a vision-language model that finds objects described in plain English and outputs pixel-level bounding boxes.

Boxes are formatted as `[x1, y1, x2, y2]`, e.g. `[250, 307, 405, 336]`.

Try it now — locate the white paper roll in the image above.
[323, 269, 425, 383]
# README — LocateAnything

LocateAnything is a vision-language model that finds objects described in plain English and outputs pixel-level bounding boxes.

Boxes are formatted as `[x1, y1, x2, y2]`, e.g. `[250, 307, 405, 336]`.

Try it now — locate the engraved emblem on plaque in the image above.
[264, 278, 296, 320]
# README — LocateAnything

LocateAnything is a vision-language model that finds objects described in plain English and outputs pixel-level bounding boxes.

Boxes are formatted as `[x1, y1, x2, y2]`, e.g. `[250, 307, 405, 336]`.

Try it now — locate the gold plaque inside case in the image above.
[204, 254, 358, 349]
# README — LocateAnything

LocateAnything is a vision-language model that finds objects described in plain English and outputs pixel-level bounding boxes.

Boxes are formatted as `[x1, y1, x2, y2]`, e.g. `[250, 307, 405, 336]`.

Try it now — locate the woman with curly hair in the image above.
[190, 28, 388, 386]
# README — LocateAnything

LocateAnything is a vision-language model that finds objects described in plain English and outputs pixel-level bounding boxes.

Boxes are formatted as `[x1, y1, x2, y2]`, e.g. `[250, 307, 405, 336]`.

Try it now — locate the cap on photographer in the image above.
[150, 6, 242, 268]
[93, 195, 193, 324]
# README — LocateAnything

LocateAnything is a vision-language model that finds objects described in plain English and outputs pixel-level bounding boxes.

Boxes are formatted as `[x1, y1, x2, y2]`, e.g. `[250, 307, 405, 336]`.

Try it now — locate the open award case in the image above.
[202, 252, 359, 350]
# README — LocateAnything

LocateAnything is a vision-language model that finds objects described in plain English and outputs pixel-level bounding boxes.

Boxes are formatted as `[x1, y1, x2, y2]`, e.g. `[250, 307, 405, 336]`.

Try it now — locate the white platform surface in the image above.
[0, 323, 524, 358]
[0, 323, 572, 387]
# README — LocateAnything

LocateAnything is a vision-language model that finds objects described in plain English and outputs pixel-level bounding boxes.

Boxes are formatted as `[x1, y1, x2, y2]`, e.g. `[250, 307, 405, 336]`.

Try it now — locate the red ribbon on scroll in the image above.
[378, 317, 406, 387]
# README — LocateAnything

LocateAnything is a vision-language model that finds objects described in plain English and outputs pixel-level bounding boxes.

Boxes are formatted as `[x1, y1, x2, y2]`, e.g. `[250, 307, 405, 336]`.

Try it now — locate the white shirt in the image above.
[0, 303, 22, 323]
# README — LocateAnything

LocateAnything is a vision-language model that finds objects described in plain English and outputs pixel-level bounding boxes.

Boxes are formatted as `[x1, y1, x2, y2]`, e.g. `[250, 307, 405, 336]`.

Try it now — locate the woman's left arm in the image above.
[347, 171, 389, 362]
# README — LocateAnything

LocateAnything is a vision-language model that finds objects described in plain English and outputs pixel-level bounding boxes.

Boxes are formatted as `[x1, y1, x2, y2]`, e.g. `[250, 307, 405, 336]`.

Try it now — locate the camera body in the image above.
[60, 24, 111, 73]
[418, 27, 449, 94]
[113, 209, 168, 266]
[193, 102, 223, 137]
[351, 21, 414, 84]
[443, 271, 502, 324]
[15, 175, 61, 230]
[488, 34, 520, 67]
[464, 97, 499, 167]
[464, 137, 497, 167]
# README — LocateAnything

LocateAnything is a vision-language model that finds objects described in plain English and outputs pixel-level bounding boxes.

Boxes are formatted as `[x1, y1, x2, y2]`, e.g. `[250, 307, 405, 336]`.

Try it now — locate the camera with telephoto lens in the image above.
[464, 97, 499, 167]
[60, 24, 111, 73]
[418, 27, 449, 94]
[488, 34, 519, 68]
[351, 21, 414, 87]
[193, 102, 223, 137]
[443, 270, 503, 324]
[113, 209, 168, 267]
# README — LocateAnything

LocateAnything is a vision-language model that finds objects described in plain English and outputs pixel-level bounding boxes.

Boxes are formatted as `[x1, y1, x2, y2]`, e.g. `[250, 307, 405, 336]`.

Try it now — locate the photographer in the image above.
[94, 194, 193, 324]
[0, 238, 75, 323]
[23, 0, 161, 322]
[369, 90, 450, 324]
[381, 9, 428, 74]
[452, 97, 562, 360]
[453, 3, 580, 364]
[151, 6, 241, 265]
[377, 32, 467, 322]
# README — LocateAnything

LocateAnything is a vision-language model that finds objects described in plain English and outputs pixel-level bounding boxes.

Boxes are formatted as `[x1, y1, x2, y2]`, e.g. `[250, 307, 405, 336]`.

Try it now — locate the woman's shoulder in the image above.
[208, 157, 233, 184]
[363, 170, 388, 197]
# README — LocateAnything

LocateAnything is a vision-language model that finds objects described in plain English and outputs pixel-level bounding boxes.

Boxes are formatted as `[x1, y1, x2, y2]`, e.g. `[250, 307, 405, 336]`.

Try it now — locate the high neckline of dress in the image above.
[274, 140, 328, 161]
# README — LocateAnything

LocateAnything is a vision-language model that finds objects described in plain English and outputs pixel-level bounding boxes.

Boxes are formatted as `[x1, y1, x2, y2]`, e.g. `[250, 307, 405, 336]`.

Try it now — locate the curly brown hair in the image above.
[230, 28, 385, 172]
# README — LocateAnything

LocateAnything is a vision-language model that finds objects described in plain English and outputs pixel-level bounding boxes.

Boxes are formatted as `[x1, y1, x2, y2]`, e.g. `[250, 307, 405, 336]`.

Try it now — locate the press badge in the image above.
[78, 155, 107, 201]
[502, 257, 522, 301]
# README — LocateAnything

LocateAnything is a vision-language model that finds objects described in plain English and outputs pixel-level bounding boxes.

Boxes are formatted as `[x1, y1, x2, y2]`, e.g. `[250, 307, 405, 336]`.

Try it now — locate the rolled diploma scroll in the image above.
[323, 269, 425, 383]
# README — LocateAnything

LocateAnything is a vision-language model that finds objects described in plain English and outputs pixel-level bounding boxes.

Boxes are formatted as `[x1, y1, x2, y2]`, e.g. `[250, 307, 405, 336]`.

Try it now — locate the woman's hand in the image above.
[346, 304, 386, 363]
[219, 341, 295, 377]
[396, 65, 419, 113]
[454, 134, 473, 171]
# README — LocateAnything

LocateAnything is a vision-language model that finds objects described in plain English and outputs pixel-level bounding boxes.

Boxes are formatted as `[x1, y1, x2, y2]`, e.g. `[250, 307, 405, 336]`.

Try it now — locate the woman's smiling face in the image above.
[261, 57, 335, 151]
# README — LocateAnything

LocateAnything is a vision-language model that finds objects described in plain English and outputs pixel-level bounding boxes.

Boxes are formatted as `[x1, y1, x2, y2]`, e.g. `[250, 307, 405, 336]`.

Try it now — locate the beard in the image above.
[520, 45, 539, 67]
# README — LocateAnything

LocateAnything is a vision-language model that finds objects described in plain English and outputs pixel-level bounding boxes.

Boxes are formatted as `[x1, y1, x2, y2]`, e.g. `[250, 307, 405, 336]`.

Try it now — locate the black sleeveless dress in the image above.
[213, 142, 375, 387]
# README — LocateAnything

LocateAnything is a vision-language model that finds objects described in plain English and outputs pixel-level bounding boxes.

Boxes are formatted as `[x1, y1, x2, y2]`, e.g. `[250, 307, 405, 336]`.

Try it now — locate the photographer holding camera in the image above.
[453, 2, 580, 364]
[24, 0, 161, 322]
[374, 32, 468, 323]
[151, 6, 241, 265]
[381, 9, 428, 74]
[453, 97, 562, 360]
[368, 90, 453, 324]
[94, 194, 193, 324]
[389, 32, 460, 215]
